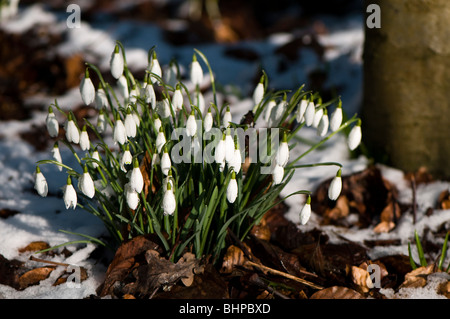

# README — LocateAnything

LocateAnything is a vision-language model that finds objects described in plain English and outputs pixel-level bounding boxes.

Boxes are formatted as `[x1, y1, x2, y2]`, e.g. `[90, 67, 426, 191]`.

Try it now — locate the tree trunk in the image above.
[362, 0, 450, 178]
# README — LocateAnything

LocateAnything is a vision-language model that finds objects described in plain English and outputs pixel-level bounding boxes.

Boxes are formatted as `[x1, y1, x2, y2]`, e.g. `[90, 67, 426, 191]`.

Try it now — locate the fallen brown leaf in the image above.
[19, 266, 55, 290]
[18, 241, 50, 254]
[399, 265, 434, 289]
[310, 286, 365, 299]
[350, 266, 373, 293]
[220, 245, 245, 274]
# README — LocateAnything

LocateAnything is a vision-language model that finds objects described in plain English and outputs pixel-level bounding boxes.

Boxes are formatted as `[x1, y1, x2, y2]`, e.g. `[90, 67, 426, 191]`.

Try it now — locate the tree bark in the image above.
[362, 0, 450, 178]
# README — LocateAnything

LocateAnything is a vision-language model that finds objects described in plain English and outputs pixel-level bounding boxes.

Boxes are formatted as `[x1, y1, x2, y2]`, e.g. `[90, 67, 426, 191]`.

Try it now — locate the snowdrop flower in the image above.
[229, 139, 242, 174]
[226, 171, 238, 203]
[144, 78, 156, 108]
[264, 99, 276, 123]
[296, 98, 308, 123]
[51, 142, 63, 171]
[162, 182, 176, 216]
[304, 101, 315, 127]
[110, 44, 124, 80]
[164, 62, 178, 88]
[65, 114, 80, 144]
[190, 53, 203, 87]
[149, 51, 162, 84]
[222, 106, 232, 128]
[252, 76, 265, 112]
[129, 159, 144, 193]
[95, 83, 108, 110]
[214, 133, 226, 164]
[154, 115, 162, 133]
[129, 85, 139, 104]
[204, 107, 213, 132]
[299, 196, 311, 225]
[269, 95, 287, 127]
[155, 127, 166, 153]
[91, 148, 100, 169]
[125, 183, 139, 210]
[124, 109, 137, 138]
[157, 97, 172, 119]
[79, 126, 90, 151]
[276, 133, 289, 167]
[46, 106, 59, 137]
[172, 84, 184, 112]
[225, 129, 235, 164]
[328, 169, 342, 201]
[271, 162, 284, 185]
[117, 74, 129, 100]
[113, 116, 127, 145]
[78, 166, 95, 198]
[96, 110, 107, 134]
[312, 106, 323, 128]
[186, 110, 197, 137]
[120, 145, 133, 172]
[317, 110, 329, 137]
[348, 121, 362, 151]
[63, 176, 77, 210]
[133, 112, 140, 128]
[34, 166, 48, 197]
[163, 169, 175, 191]
[195, 91, 205, 114]
[160, 147, 171, 176]
[329, 102, 343, 132]
[80, 68, 95, 105]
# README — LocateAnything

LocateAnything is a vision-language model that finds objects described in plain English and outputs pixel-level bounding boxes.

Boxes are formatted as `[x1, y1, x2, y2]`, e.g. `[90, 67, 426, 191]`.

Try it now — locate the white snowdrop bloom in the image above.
[204, 108, 213, 132]
[63, 177, 77, 210]
[157, 98, 172, 119]
[329, 105, 343, 132]
[34, 166, 48, 197]
[195, 91, 205, 114]
[222, 106, 232, 128]
[271, 163, 284, 185]
[95, 85, 108, 110]
[164, 62, 178, 88]
[296, 99, 308, 123]
[163, 170, 174, 191]
[160, 148, 171, 176]
[154, 116, 162, 133]
[51, 142, 63, 171]
[229, 147, 242, 174]
[120, 146, 133, 172]
[226, 171, 238, 204]
[186, 110, 197, 137]
[117, 74, 129, 100]
[46, 107, 59, 137]
[276, 134, 289, 167]
[149, 52, 162, 83]
[219, 158, 226, 172]
[190, 54, 203, 87]
[124, 111, 137, 138]
[264, 99, 276, 123]
[225, 131, 235, 164]
[269, 97, 287, 127]
[317, 112, 329, 137]
[172, 85, 184, 112]
[113, 118, 127, 145]
[162, 183, 176, 216]
[97, 111, 107, 134]
[110, 45, 124, 80]
[65, 117, 80, 144]
[144, 80, 156, 108]
[328, 169, 342, 201]
[151, 153, 160, 168]
[312, 107, 323, 128]
[129, 85, 139, 104]
[348, 123, 362, 151]
[80, 69, 95, 105]
[155, 128, 166, 153]
[125, 183, 139, 210]
[304, 101, 315, 126]
[252, 79, 264, 107]
[214, 134, 226, 164]
[299, 196, 311, 225]
[91, 149, 100, 169]
[78, 166, 95, 199]
[130, 159, 144, 193]
[79, 126, 90, 151]
[133, 112, 140, 128]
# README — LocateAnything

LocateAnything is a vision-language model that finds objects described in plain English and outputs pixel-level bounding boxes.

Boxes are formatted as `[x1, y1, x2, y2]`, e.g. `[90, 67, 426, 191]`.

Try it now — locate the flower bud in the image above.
[348, 122, 362, 151]
[51, 142, 63, 171]
[80, 68, 95, 105]
[299, 195, 311, 225]
[252, 76, 265, 111]
[222, 106, 232, 128]
[65, 114, 80, 144]
[215, 133, 226, 164]
[226, 171, 238, 203]
[125, 182, 139, 210]
[172, 84, 183, 112]
[271, 163, 284, 185]
[160, 147, 171, 176]
[296, 98, 308, 123]
[78, 166, 95, 198]
[124, 109, 137, 138]
[95, 83, 108, 110]
[190, 53, 203, 87]
[46, 106, 59, 137]
[155, 127, 166, 153]
[304, 101, 315, 127]
[149, 51, 162, 84]
[276, 133, 289, 167]
[110, 44, 124, 80]
[162, 182, 176, 216]
[204, 108, 213, 132]
[120, 144, 133, 172]
[317, 111, 329, 137]
[79, 125, 90, 151]
[328, 169, 342, 201]
[329, 102, 343, 132]
[117, 74, 129, 100]
[186, 110, 197, 137]
[34, 166, 48, 197]
[63, 176, 77, 210]
[113, 116, 127, 145]
[130, 159, 144, 193]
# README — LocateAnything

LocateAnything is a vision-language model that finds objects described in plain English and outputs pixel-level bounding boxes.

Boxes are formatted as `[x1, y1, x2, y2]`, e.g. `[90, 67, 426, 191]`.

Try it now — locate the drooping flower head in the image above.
[299, 195, 311, 225]
[63, 176, 77, 210]
[34, 166, 48, 197]
[328, 168, 342, 201]
[46, 106, 59, 138]
[110, 44, 124, 80]
[190, 53, 203, 87]
[348, 120, 362, 151]
[226, 171, 238, 204]
[80, 68, 95, 105]
[78, 165, 95, 199]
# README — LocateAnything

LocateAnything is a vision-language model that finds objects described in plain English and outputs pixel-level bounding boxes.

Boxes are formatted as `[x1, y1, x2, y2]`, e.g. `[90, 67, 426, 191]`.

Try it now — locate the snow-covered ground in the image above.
[0, 3, 448, 299]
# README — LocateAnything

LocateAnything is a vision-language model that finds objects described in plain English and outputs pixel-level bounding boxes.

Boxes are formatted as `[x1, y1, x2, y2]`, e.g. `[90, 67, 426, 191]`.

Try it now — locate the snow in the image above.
[0, 3, 448, 299]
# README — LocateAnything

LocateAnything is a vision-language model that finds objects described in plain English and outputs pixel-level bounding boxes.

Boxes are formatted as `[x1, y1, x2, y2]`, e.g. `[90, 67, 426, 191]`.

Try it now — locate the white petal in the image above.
[296, 99, 308, 123]
[162, 189, 176, 215]
[95, 88, 108, 110]
[124, 113, 137, 138]
[110, 52, 124, 80]
[304, 102, 315, 126]
[150, 59, 162, 83]
[264, 100, 276, 123]
[272, 164, 284, 185]
[312, 107, 323, 128]
[34, 172, 48, 197]
[328, 176, 342, 201]
[190, 60, 203, 86]
[161, 152, 171, 176]
[125, 183, 139, 210]
[155, 131, 166, 153]
[120, 150, 133, 172]
[223, 110, 232, 128]
[348, 125, 362, 151]
[117, 75, 129, 100]
[79, 131, 90, 151]
[186, 114, 197, 137]
[145, 83, 156, 108]
[204, 111, 213, 132]
[78, 172, 95, 198]
[230, 149, 242, 174]
[226, 178, 238, 203]
[253, 82, 264, 106]
[317, 113, 329, 137]
[130, 167, 144, 193]
[329, 107, 343, 132]
[65, 120, 80, 144]
[92, 150, 100, 169]
[299, 203, 311, 225]
[46, 113, 59, 137]
[172, 89, 184, 112]
[276, 141, 289, 167]
[113, 120, 127, 145]
[51, 145, 63, 171]
[63, 184, 77, 209]
[225, 134, 234, 163]
[214, 139, 226, 164]
[80, 77, 95, 105]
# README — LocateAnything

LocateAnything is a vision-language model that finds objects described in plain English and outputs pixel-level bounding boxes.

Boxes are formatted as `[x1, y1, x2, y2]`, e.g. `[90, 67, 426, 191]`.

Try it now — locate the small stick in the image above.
[244, 260, 323, 290]
[30, 255, 71, 267]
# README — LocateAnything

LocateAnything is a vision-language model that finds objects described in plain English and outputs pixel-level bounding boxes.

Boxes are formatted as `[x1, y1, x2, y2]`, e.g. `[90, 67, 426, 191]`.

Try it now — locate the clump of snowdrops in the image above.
[34, 42, 362, 262]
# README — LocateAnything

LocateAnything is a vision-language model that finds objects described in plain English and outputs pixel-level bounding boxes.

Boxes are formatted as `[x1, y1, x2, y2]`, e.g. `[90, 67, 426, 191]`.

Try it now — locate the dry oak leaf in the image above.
[18, 241, 50, 254]
[350, 266, 373, 293]
[310, 286, 365, 299]
[19, 266, 55, 290]
[123, 250, 204, 296]
[221, 245, 245, 274]
[399, 265, 434, 289]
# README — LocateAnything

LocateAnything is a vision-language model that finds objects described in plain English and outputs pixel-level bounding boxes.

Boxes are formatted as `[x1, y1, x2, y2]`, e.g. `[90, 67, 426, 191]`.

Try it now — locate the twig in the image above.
[30, 255, 71, 267]
[244, 260, 323, 290]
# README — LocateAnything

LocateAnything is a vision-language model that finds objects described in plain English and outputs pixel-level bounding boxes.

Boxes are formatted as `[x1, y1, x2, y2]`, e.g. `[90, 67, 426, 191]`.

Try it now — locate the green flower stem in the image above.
[286, 161, 343, 171]
[194, 48, 217, 110]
